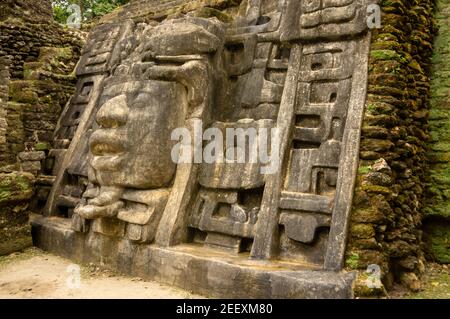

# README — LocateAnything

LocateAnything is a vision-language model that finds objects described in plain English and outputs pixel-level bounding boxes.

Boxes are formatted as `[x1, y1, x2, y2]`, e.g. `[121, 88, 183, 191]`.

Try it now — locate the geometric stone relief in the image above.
[36, 0, 374, 293]
[251, 35, 371, 269]
[280, 0, 375, 41]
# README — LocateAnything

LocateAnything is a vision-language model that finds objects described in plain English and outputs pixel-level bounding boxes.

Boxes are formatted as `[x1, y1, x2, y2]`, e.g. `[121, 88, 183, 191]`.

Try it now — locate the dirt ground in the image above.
[0, 247, 204, 299]
[390, 263, 450, 299]
[0, 247, 448, 299]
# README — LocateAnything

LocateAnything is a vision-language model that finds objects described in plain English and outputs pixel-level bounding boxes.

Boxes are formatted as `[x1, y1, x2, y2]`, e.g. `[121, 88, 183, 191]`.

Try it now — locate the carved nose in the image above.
[96, 94, 129, 128]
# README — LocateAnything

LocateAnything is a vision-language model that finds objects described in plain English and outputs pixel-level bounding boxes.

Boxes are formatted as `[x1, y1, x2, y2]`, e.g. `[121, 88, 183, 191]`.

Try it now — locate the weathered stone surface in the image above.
[31, 214, 357, 299]
[20, 160, 41, 173]
[0, 0, 84, 166]
[422, 0, 450, 265]
[18, 151, 45, 161]
[31, 0, 374, 298]
[1, 0, 445, 299]
[399, 272, 422, 292]
[346, 0, 439, 295]
[0, 0, 84, 255]
[0, 172, 35, 255]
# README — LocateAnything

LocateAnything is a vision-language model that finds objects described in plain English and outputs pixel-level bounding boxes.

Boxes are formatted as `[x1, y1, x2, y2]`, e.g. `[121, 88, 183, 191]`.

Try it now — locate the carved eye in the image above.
[131, 98, 149, 109]
[131, 102, 147, 109]
[131, 93, 152, 108]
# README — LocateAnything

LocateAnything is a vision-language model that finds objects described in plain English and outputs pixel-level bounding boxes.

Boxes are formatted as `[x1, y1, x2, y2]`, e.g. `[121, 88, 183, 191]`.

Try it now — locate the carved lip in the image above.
[90, 129, 127, 156]
[91, 154, 126, 171]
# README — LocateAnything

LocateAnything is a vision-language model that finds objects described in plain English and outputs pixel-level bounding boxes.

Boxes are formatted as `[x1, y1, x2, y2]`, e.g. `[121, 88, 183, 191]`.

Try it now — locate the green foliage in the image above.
[51, 0, 129, 24]
[91, 0, 127, 17]
[53, 4, 71, 24]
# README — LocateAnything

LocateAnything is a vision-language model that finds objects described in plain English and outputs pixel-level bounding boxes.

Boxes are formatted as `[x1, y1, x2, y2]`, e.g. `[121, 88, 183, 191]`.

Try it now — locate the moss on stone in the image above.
[34, 142, 49, 151]
[345, 252, 360, 269]
[370, 50, 407, 64]
[427, 224, 450, 263]
[350, 223, 376, 239]
[354, 272, 386, 297]
[358, 165, 371, 175]
[426, 0, 450, 229]
[0, 234, 32, 256]
[0, 172, 35, 204]
[361, 185, 392, 196]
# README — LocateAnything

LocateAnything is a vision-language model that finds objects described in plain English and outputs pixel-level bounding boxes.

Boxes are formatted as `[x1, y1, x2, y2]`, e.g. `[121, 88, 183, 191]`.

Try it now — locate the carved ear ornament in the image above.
[140, 60, 210, 112]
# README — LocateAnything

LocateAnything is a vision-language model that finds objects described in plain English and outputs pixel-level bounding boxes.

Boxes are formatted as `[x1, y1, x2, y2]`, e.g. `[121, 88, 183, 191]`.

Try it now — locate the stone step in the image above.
[31, 214, 357, 299]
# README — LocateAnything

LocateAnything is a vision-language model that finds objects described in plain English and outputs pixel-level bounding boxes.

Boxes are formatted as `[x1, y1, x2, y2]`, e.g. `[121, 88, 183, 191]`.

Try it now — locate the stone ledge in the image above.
[0, 234, 32, 256]
[30, 214, 356, 299]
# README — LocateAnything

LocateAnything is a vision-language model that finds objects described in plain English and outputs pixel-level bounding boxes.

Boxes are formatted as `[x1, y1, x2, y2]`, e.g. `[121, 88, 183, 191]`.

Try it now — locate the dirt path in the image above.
[0, 248, 204, 299]
[1, 247, 448, 299]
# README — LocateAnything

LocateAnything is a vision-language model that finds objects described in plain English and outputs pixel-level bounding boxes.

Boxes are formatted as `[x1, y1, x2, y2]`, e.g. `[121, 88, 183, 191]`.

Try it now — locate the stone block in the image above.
[18, 151, 45, 161]
[20, 160, 41, 173]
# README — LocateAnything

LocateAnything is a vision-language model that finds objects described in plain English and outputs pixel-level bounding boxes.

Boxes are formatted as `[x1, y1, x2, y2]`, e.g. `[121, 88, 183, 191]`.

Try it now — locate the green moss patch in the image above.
[0, 172, 35, 204]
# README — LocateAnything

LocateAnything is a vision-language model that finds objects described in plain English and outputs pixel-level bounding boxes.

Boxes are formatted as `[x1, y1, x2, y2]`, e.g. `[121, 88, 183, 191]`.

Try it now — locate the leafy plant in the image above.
[51, 0, 129, 24]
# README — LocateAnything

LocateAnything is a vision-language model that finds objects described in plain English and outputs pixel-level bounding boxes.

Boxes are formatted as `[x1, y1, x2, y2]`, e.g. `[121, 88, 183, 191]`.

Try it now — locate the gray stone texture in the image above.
[34, 0, 375, 298]
[32, 214, 356, 299]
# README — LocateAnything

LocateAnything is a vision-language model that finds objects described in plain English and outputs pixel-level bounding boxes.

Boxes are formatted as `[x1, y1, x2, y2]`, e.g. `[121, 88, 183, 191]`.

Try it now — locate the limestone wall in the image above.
[0, 57, 10, 164]
[347, 0, 437, 294]
[0, 171, 35, 255]
[423, 0, 450, 265]
[0, 0, 84, 255]
[0, 9, 85, 165]
[0, 0, 53, 23]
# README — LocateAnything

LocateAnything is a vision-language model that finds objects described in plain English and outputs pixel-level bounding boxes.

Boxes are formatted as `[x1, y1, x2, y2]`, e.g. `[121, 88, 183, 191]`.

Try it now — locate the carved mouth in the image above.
[89, 130, 127, 171]
[91, 143, 122, 156]
[90, 130, 126, 156]
[91, 154, 126, 171]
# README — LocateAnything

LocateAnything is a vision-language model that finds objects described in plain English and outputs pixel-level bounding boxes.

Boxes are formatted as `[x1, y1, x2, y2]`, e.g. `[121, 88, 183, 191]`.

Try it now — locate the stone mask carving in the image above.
[89, 81, 184, 189]
[75, 17, 225, 220]
[34, 0, 377, 297]
[41, 0, 375, 274]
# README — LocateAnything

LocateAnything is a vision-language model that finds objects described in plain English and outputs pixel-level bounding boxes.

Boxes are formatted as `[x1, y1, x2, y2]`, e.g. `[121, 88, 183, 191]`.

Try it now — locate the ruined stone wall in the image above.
[0, 171, 35, 255]
[0, 0, 84, 255]
[0, 57, 9, 164]
[423, 0, 450, 265]
[0, 0, 53, 23]
[347, 0, 437, 294]
[0, 8, 84, 165]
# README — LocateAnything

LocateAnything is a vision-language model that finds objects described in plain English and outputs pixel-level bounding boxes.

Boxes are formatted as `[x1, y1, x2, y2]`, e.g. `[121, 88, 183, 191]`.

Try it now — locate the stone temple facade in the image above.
[0, 0, 443, 298]
[31, 0, 376, 298]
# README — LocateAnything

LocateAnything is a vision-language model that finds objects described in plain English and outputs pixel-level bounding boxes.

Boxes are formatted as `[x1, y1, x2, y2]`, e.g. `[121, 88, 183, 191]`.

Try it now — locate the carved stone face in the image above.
[89, 80, 186, 189]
